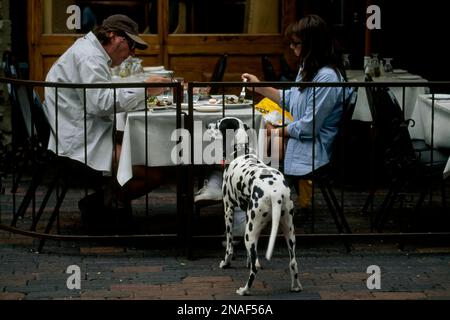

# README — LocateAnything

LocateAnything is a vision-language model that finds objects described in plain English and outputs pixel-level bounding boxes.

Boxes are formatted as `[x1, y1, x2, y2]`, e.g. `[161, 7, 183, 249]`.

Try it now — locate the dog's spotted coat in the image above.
[212, 117, 302, 296]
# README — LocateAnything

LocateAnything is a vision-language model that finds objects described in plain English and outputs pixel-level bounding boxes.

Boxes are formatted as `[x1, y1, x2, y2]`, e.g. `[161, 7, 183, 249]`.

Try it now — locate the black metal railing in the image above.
[0, 76, 449, 255]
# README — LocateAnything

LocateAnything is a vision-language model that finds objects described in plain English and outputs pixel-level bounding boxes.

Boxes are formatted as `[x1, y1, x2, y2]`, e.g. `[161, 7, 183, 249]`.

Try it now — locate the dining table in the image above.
[346, 69, 429, 122]
[116, 105, 264, 186]
[409, 94, 450, 178]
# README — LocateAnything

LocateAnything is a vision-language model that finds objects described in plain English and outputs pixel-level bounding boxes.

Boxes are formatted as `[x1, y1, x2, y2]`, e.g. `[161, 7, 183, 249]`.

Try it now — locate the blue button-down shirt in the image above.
[280, 66, 351, 176]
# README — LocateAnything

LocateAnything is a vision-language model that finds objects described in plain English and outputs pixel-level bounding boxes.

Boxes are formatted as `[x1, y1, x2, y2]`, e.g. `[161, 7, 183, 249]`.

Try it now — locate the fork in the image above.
[239, 78, 247, 102]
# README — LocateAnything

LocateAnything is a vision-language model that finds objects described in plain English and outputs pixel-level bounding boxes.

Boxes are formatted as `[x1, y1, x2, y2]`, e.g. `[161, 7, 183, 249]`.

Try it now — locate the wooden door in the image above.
[28, 0, 296, 82]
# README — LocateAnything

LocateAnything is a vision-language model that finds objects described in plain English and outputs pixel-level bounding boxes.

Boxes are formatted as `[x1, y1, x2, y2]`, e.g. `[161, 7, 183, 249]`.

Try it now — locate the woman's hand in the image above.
[266, 122, 288, 138]
[242, 73, 260, 84]
[242, 73, 280, 104]
[265, 122, 288, 163]
[144, 76, 172, 96]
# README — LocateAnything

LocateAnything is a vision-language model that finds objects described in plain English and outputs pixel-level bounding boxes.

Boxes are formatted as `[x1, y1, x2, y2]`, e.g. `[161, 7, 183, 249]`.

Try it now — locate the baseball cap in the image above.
[102, 14, 148, 50]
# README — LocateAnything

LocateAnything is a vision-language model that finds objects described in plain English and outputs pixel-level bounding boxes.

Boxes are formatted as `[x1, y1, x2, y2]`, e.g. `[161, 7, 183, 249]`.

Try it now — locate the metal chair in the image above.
[261, 55, 296, 81]
[261, 56, 277, 81]
[208, 54, 228, 94]
[293, 89, 358, 248]
[365, 82, 448, 231]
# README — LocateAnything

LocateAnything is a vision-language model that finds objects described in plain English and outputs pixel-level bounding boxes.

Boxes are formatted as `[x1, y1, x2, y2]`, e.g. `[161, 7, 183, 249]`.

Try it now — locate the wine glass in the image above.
[157, 76, 173, 106]
[384, 58, 393, 74]
[342, 54, 351, 69]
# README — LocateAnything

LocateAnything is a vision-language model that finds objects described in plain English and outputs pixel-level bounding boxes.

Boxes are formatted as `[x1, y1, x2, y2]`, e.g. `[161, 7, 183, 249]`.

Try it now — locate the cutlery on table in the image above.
[239, 78, 247, 102]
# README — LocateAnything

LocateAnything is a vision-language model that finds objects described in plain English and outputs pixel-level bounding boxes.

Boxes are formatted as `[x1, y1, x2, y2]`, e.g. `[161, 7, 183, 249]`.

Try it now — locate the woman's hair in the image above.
[285, 15, 345, 82]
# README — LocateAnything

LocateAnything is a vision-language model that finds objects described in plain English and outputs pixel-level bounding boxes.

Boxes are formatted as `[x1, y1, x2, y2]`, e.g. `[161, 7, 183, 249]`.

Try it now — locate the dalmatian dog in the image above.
[207, 117, 303, 296]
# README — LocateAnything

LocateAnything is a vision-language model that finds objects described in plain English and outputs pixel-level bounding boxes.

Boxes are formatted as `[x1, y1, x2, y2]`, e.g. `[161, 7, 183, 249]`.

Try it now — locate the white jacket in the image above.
[44, 32, 145, 173]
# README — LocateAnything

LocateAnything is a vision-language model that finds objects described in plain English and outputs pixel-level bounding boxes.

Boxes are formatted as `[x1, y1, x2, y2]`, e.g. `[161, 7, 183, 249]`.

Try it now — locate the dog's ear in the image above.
[243, 123, 249, 131]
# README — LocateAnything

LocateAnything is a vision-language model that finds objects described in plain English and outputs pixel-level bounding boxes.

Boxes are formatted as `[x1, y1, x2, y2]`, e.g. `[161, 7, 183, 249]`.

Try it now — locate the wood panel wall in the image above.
[28, 0, 296, 82]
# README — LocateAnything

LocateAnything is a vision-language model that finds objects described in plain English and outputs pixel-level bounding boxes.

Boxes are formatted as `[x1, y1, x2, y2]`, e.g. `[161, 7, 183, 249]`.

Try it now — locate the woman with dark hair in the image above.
[242, 14, 351, 177]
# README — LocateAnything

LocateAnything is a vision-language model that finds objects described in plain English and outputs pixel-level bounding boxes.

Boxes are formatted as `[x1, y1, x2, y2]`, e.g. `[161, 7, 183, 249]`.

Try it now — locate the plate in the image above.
[194, 105, 222, 112]
[397, 75, 422, 80]
[145, 70, 175, 77]
[143, 66, 165, 72]
[392, 69, 408, 74]
[181, 100, 253, 110]
[424, 94, 450, 100]
[209, 95, 253, 108]
[149, 105, 177, 111]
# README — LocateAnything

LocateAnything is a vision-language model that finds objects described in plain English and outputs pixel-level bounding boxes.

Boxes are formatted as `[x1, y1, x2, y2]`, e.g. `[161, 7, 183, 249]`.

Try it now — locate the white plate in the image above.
[143, 66, 165, 72]
[182, 100, 252, 110]
[425, 94, 450, 100]
[397, 75, 422, 80]
[145, 70, 175, 77]
[194, 105, 222, 112]
[392, 69, 408, 74]
[150, 106, 176, 112]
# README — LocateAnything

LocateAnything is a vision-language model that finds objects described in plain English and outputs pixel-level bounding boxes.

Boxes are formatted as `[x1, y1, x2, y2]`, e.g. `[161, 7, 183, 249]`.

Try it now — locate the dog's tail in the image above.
[266, 197, 282, 260]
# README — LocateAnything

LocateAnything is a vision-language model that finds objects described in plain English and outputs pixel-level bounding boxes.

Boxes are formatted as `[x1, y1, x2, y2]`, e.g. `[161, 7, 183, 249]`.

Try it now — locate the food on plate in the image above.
[156, 98, 172, 106]
[147, 96, 157, 106]
[226, 96, 239, 104]
[209, 98, 218, 104]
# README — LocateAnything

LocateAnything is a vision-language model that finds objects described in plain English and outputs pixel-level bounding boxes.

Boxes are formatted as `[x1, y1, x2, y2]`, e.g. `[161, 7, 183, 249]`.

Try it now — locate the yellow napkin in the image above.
[256, 98, 294, 126]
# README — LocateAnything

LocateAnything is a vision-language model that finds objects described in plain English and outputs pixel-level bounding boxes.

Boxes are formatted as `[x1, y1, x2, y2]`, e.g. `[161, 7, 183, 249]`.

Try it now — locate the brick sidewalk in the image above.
[1, 233, 449, 300]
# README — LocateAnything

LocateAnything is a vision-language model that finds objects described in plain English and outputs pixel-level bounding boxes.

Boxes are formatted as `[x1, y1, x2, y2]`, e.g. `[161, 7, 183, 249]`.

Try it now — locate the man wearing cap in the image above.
[44, 14, 170, 225]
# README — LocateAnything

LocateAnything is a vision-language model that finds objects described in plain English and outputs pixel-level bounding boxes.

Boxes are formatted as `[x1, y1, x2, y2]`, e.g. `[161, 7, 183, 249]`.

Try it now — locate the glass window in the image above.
[169, 0, 281, 34]
[42, 0, 157, 34]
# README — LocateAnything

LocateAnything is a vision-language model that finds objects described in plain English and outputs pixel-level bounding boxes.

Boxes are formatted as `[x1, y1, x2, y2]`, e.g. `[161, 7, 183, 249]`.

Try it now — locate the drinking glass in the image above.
[157, 76, 173, 105]
[342, 54, 351, 68]
[384, 58, 393, 74]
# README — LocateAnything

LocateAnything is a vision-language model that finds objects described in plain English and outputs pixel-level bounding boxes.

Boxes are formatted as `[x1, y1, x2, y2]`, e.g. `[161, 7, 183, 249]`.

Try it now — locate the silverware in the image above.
[239, 78, 247, 102]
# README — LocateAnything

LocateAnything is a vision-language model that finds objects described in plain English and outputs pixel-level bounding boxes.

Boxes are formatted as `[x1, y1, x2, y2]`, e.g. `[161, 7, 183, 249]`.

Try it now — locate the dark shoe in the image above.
[110, 204, 134, 234]
[78, 192, 107, 234]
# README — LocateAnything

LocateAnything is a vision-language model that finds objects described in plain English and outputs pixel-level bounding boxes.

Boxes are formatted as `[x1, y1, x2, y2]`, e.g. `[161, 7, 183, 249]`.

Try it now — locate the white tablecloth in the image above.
[347, 70, 428, 122]
[409, 94, 450, 178]
[117, 108, 263, 186]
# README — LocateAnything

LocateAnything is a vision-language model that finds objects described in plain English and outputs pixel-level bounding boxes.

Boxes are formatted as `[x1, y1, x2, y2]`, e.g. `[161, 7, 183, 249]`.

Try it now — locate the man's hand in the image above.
[145, 76, 172, 96]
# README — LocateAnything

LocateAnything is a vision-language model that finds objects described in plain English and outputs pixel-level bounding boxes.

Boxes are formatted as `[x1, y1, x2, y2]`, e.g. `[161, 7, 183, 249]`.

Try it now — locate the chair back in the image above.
[209, 54, 227, 94]
[365, 83, 417, 178]
[329, 89, 358, 173]
[3, 51, 50, 152]
[261, 55, 277, 81]
[3, 51, 31, 148]
[279, 55, 296, 81]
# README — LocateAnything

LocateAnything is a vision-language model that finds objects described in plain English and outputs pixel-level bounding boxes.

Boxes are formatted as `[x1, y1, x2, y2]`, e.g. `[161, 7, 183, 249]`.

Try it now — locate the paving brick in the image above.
[2, 175, 450, 300]
[370, 292, 427, 300]
[424, 290, 450, 299]
[113, 266, 163, 273]
[110, 283, 161, 293]
[329, 272, 367, 282]
[80, 290, 132, 299]
[182, 276, 233, 284]
[417, 247, 450, 253]
[0, 292, 25, 300]
[319, 291, 374, 300]
[80, 247, 126, 254]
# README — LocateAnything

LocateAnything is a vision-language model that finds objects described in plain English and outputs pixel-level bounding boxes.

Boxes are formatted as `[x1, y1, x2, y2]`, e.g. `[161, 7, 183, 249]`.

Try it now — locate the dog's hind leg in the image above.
[220, 204, 234, 269]
[281, 202, 303, 292]
[237, 238, 258, 296]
